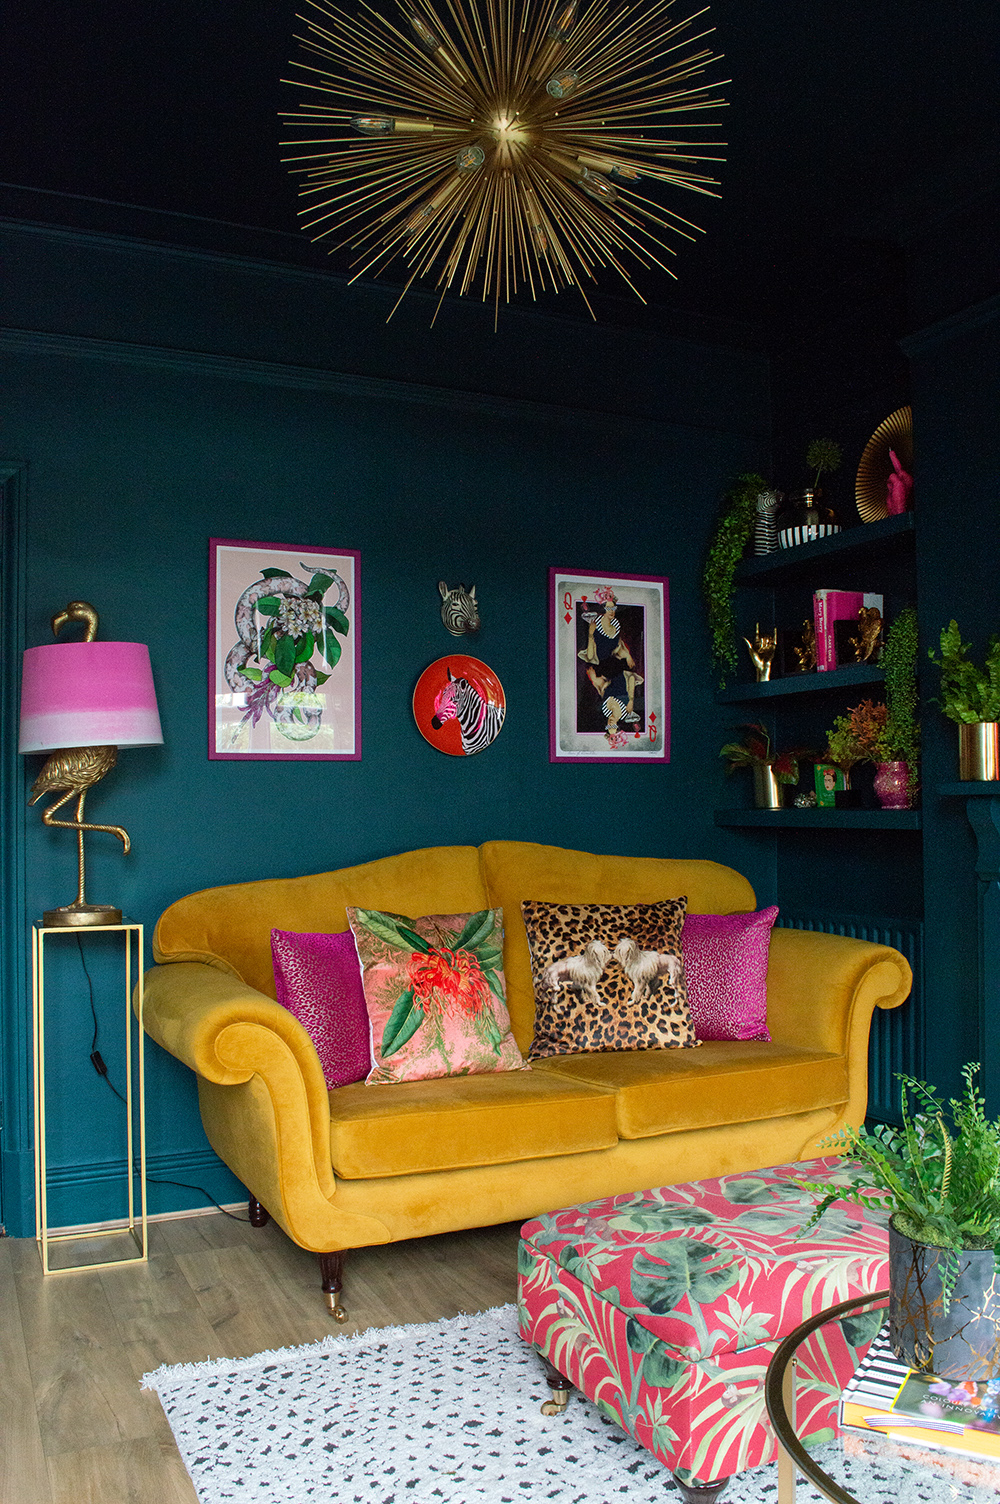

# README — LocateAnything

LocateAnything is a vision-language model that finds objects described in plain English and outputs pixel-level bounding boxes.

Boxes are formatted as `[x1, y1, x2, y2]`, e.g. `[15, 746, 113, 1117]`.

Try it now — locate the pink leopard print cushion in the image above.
[271, 928, 372, 1088]
[680, 906, 778, 1041]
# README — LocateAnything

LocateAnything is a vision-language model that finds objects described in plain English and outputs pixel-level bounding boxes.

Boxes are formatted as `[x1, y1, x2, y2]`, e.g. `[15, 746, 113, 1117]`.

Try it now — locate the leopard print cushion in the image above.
[521, 898, 700, 1060]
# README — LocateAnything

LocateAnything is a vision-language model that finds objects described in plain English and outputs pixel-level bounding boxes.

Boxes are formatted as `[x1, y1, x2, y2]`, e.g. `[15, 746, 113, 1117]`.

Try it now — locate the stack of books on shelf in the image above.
[840, 1330, 1000, 1467]
[813, 590, 884, 671]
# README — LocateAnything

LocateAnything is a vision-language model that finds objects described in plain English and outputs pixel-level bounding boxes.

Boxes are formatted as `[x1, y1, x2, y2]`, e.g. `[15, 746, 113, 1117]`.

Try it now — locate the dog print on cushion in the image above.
[521, 898, 699, 1059]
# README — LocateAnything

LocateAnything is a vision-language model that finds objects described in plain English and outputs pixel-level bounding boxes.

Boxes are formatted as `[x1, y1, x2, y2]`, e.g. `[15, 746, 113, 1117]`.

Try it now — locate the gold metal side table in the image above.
[32, 922, 148, 1273]
[766, 1289, 1000, 1503]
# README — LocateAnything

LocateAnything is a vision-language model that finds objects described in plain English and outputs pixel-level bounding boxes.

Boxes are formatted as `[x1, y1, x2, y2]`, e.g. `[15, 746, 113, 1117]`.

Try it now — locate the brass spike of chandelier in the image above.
[281, 0, 728, 321]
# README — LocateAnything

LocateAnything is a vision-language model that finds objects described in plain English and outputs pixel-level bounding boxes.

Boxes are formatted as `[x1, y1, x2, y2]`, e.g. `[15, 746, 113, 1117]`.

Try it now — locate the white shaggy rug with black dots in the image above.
[141, 1304, 997, 1503]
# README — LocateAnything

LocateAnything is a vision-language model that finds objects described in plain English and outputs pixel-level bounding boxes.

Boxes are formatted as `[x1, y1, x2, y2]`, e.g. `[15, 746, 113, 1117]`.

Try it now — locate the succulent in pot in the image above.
[802, 1064, 1000, 1378]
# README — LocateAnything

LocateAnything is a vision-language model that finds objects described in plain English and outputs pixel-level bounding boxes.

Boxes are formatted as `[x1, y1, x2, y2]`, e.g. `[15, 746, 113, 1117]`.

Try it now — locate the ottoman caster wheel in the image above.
[540, 1391, 570, 1416]
[671, 1473, 730, 1502]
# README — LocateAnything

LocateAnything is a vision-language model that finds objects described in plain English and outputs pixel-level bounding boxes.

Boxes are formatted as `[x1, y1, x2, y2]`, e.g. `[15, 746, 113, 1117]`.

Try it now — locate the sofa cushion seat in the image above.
[532, 1040, 849, 1139]
[328, 1068, 620, 1179]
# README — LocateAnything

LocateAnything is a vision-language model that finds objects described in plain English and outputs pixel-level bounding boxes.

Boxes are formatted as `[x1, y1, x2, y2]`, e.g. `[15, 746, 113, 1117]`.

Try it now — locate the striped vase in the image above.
[753, 491, 780, 555]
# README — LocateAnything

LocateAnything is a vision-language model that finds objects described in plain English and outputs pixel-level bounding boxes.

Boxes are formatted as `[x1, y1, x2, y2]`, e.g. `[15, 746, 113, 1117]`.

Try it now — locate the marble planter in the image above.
[888, 1218, 1000, 1379]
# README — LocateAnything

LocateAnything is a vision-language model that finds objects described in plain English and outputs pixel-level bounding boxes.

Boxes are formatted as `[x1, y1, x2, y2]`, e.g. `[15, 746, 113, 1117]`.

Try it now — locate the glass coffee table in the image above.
[765, 1290, 1000, 1504]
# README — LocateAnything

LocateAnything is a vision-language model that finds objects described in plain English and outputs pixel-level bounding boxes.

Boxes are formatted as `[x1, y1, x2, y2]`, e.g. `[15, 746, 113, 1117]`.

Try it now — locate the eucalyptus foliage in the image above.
[703, 473, 764, 687]
[803, 1064, 1000, 1312]
[929, 620, 1000, 724]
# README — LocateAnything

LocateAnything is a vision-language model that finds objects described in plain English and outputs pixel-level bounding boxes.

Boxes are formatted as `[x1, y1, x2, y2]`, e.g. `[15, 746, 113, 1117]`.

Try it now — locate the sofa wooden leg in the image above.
[318, 1250, 347, 1322]
[248, 1196, 269, 1228]
[671, 1472, 730, 1502]
[539, 1354, 573, 1415]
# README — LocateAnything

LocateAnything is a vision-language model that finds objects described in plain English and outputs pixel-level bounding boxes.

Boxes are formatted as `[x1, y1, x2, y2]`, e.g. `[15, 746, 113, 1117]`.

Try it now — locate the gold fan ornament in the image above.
[855, 406, 914, 524]
[281, 0, 729, 322]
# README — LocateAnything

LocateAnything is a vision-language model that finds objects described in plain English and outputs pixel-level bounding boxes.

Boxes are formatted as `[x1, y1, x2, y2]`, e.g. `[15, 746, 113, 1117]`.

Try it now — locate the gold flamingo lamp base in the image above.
[44, 901, 123, 927]
[31, 756, 130, 927]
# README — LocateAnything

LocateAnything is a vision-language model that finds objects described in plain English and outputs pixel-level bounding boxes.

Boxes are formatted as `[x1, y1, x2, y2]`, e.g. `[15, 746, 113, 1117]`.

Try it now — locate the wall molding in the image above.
[43, 1144, 244, 1206]
[0, 324, 753, 438]
[0, 462, 28, 1233]
[901, 292, 1000, 358]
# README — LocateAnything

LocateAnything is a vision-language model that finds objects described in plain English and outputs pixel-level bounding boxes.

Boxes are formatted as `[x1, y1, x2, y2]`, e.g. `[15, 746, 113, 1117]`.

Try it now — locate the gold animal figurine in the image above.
[849, 605, 883, 663]
[744, 623, 777, 682]
[794, 619, 817, 672]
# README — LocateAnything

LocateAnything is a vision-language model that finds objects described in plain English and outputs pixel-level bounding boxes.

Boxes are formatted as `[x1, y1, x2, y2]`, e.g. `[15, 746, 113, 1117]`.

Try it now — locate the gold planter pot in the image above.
[753, 764, 784, 809]
[958, 721, 1000, 781]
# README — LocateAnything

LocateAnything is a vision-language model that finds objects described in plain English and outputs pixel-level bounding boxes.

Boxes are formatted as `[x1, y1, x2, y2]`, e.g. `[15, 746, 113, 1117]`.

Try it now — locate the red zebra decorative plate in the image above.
[412, 655, 506, 757]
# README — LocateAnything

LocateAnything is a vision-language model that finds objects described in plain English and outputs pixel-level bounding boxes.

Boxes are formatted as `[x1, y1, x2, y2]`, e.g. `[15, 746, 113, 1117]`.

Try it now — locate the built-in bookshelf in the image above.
[715, 512, 918, 829]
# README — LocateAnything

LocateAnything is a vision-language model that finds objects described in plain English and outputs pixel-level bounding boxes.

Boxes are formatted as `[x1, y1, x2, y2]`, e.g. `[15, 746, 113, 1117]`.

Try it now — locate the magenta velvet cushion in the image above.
[680, 906, 779, 1041]
[270, 928, 371, 1088]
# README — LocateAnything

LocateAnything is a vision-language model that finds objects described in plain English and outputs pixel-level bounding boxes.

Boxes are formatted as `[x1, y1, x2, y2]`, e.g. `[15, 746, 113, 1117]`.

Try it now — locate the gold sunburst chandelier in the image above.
[281, 0, 728, 320]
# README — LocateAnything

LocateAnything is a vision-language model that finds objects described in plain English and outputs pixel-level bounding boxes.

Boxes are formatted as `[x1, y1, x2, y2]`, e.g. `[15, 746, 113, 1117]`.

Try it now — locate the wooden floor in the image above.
[1, 1211, 524, 1504]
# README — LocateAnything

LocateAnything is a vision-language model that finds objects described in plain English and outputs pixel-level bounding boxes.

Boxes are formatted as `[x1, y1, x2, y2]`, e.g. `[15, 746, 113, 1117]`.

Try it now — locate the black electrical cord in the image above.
[77, 932, 127, 1104]
[76, 937, 250, 1223]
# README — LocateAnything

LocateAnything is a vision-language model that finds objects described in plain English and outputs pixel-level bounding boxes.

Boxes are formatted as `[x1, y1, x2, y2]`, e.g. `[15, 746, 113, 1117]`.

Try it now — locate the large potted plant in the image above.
[719, 722, 808, 809]
[928, 620, 1000, 780]
[806, 1064, 1000, 1379]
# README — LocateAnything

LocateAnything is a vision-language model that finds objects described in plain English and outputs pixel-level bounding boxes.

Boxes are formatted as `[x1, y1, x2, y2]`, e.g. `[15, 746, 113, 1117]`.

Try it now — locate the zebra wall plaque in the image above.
[413, 655, 506, 757]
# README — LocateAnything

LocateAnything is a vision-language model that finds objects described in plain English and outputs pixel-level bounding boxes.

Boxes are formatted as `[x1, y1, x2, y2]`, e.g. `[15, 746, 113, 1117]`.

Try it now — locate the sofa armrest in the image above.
[141, 960, 328, 1092]
[766, 928, 911, 1051]
[766, 926, 912, 1144]
[140, 961, 391, 1251]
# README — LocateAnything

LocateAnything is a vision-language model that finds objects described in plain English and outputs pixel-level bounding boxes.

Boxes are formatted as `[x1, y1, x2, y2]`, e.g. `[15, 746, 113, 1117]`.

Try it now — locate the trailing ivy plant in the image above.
[880, 606, 920, 766]
[928, 620, 1000, 723]
[703, 472, 765, 687]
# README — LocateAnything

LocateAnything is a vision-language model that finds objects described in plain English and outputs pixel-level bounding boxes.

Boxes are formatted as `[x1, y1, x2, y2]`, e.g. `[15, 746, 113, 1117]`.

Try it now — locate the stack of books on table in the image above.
[840, 1330, 1000, 1466]
[812, 590, 884, 671]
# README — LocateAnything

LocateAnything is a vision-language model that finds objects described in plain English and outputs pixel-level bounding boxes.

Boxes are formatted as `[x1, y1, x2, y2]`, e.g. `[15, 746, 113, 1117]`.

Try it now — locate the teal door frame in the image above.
[1, 462, 29, 1235]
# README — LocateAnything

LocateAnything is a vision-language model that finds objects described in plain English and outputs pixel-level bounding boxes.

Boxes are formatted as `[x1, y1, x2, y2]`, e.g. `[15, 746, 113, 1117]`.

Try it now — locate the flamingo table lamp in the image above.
[19, 602, 163, 926]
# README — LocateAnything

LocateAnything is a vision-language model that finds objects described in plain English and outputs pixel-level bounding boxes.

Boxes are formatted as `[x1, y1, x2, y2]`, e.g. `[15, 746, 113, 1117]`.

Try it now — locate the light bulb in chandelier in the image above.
[546, 69, 580, 99]
[406, 12, 469, 82]
[456, 144, 486, 173]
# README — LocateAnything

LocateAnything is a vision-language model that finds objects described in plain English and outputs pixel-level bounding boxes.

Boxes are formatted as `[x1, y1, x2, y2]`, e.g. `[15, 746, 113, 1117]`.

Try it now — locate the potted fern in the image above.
[805, 1064, 1000, 1380]
[929, 620, 1000, 780]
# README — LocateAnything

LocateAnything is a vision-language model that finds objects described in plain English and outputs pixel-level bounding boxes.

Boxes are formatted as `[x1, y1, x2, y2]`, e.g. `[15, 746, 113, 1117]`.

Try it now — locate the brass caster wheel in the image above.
[540, 1391, 570, 1416]
[325, 1294, 348, 1323]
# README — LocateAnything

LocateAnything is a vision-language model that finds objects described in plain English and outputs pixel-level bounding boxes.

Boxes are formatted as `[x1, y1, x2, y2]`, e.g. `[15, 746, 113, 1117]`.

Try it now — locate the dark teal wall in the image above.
[906, 300, 1000, 1094]
[0, 222, 771, 1234]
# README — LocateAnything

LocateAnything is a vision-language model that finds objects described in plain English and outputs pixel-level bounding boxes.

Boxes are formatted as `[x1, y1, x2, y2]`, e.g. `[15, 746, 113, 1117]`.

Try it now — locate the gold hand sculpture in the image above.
[744, 623, 777, 682]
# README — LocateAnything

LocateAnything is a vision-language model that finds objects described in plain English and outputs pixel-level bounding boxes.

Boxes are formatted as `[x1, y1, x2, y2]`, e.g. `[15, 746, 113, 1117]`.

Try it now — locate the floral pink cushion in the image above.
[270, 928, 371, 1088]
[681, 906, 778, 1041]
[346, 906, 526, 1085]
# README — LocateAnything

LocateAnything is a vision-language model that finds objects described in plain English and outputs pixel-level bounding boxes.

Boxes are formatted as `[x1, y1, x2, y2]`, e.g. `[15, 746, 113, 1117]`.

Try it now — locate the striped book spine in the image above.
[839, 1332, 1000, 1465]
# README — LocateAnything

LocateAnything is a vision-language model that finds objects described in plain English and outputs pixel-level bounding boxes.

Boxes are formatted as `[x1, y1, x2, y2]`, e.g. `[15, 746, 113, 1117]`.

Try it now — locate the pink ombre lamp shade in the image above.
[19, 641, 163, 754]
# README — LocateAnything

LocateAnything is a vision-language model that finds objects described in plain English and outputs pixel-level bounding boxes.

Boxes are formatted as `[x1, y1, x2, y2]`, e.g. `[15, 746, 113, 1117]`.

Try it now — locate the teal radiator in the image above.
[776, 912, 923, 1126]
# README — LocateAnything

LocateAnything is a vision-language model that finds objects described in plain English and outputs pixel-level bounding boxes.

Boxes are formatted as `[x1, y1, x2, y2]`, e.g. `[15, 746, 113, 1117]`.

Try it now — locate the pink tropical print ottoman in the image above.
[518, 1157, 888, 1502]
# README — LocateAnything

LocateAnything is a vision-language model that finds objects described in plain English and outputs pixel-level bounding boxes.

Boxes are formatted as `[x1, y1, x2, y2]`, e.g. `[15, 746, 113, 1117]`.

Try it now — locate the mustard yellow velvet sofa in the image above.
[142, 840, 912, 1315]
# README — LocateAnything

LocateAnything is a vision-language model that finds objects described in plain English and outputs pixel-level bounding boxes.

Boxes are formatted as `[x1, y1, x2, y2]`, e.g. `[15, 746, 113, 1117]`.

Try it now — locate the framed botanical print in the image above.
[209, 538, 360, 759]
[549, 568, 670, 763]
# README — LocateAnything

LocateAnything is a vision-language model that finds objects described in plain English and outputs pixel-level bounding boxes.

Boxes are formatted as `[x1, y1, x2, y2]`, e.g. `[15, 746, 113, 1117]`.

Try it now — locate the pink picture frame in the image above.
[549, 568, 670, 764]
[209, 538, 361, 760]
